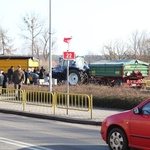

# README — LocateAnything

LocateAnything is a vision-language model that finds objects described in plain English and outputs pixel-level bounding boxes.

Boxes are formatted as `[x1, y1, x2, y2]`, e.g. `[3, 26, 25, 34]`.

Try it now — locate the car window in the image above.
[142, 102, 150, 115]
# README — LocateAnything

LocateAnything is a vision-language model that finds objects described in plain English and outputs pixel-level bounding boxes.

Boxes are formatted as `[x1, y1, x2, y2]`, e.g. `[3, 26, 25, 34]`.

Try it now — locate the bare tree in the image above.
[100, 30, 150, 62]
[101, 39, 128, 60]
[20, 12, 57, 67]
[143, 38, 150, 58]
[20, 13, 44, 57]
[0, 27, 16, 55]
[34, 29, 57, 62]
[127, 30, 150, 62]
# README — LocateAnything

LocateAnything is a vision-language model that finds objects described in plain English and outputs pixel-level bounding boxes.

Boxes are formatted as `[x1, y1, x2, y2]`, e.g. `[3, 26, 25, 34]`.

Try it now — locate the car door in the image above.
[129, 102, 150, 148]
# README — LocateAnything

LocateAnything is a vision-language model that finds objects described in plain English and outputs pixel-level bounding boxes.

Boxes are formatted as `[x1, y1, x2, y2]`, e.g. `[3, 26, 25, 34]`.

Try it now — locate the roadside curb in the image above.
[0, 109, 102, 126]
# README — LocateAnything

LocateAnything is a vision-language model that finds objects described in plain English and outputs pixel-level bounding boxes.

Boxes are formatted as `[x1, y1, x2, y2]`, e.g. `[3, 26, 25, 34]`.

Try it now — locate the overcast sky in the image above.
[0, 0, 150, 56]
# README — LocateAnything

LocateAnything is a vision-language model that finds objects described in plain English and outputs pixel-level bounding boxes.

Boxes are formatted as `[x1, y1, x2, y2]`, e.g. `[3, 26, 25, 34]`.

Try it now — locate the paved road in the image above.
[0, 113, 109, 150]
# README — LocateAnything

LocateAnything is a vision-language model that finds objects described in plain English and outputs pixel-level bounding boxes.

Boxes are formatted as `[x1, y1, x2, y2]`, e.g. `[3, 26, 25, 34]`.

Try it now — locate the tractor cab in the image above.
[58, 56, 85, 70]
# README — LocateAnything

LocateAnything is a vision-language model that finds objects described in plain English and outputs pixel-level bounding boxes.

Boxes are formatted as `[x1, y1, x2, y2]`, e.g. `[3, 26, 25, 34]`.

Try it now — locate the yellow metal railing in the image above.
[143, 79, 150, 90]
[55, 92, 93, 119]
[24, 90, 54, 113]
[0, 87, 93, 119]
[25, 90, 53, 106]
[0, 88, 23, 103]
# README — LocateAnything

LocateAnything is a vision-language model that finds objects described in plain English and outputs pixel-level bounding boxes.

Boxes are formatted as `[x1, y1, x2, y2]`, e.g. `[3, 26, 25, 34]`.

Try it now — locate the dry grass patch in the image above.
[7, 84, 150, 109]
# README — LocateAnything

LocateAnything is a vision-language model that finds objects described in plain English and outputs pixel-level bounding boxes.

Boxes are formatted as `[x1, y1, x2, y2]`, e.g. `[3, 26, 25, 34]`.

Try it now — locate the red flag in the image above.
[63, 37, 72, 43]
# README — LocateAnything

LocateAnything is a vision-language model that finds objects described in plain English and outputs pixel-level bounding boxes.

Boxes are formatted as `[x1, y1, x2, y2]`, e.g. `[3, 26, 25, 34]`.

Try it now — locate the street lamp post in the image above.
[49, 0, 52, 92]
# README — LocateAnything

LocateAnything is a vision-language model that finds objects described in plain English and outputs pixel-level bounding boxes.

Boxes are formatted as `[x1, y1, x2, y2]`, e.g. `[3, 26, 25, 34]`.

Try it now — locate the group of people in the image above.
[0, 65, 25, 94]
[28, 66, 45, 85]
[0, 65, 46, 94]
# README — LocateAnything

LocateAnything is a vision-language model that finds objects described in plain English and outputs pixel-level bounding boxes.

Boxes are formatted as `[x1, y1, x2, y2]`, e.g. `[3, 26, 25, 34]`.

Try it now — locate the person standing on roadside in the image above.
[0, 71, 4, 87]
[39, 66, 45, 79]
[23, 69, 29, 85]
[2, 71, 7, 94]
[12, 65, 25, 99]
[7, 66, 14, 84]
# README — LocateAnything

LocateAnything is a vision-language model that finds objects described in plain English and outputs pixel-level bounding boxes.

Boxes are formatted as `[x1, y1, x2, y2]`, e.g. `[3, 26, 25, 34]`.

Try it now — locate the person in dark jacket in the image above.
[12, 65, 25, 89]
[29, 72, 39, 85]
[39, 66, 45, 79]
[7, 66, 14, 84]
[2, 71, 7, 94]
[23, 69, 29, 84]
[12, 65, 25, 100]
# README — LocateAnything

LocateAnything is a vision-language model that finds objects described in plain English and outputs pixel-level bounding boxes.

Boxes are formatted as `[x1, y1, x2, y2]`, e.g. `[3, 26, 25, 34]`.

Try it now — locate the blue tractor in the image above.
[52, 56, 89, 85]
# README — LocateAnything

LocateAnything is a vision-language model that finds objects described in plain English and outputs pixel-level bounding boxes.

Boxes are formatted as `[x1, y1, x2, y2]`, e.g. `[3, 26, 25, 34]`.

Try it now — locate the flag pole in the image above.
[63, 37, 72, 115]
[66, 43, 69, 115]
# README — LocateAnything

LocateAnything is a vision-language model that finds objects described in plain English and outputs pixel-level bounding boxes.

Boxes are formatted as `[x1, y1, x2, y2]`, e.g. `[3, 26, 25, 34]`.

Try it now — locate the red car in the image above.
[101, 98, 150, 150]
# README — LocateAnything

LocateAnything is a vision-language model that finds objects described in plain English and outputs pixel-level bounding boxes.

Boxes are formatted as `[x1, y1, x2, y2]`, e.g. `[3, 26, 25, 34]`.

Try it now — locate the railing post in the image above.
[90, 94, 93, 119]
[66, 92, 69, 115]
[53, 92, 56, 115]
[22, 90, 26, 111]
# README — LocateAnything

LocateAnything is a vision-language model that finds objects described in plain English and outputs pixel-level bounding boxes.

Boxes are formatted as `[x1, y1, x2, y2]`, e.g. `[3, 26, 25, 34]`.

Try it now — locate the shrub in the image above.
[7, 84, 150, 110]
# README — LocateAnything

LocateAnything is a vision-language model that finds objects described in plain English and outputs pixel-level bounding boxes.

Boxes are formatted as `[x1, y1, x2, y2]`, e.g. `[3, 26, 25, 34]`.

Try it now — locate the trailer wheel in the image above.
[114, 79, 122, 86]
[69, 69, 80, 85]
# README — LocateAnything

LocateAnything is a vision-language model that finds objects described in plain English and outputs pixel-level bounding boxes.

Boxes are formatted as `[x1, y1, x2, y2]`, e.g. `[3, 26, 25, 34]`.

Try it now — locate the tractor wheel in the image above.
[69, 69, 80, 85]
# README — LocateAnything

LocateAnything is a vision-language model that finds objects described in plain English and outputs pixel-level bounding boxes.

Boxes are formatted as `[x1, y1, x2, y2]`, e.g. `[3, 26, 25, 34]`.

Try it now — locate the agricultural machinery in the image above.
[88, 59, 149, 87]
[52, 56, 88, 85]
[52, 57, 150, 87]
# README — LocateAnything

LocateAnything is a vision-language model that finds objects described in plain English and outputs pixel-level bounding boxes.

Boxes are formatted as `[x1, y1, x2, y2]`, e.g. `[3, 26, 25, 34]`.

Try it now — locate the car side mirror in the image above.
[133, 107, 140, 114]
